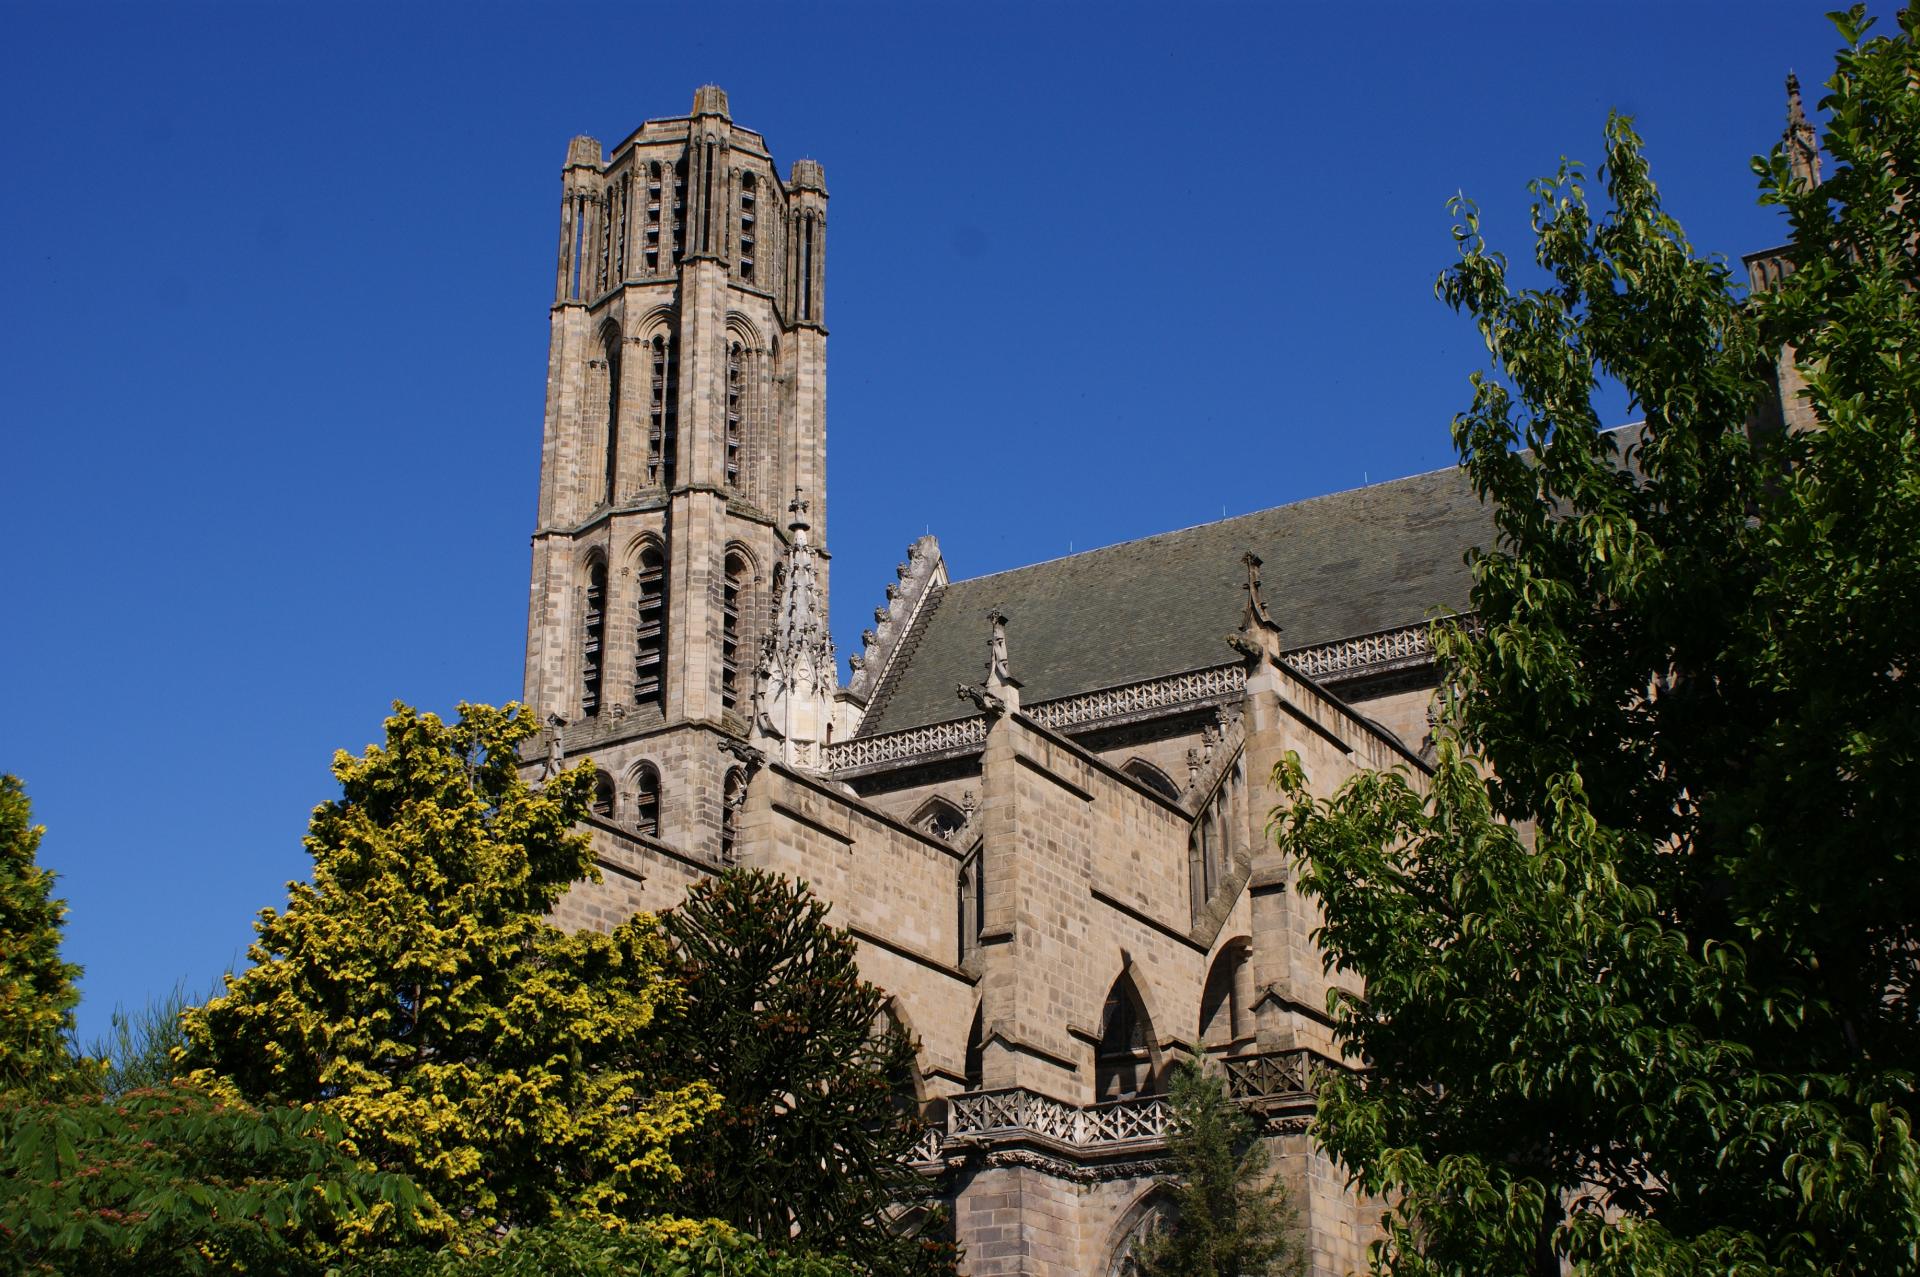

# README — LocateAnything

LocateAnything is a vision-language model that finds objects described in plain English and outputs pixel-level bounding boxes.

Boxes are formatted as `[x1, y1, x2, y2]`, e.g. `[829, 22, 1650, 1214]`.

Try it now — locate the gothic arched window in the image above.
[630, 762, 660, 838]
[1095, 974, 1157, 1102]
[646, 332, 678, 488]
[582, 558, 607, 717]
[633, 542, 667, 708]
[720, 551, 749, 715]
[964, 1004, 986, 1091]
[601, 329, 621, 506]
[910, 796, 967, 841]
[590, 770, 616, 819]
[1200, 940, 1248, 1051]
[738, 171, 757, 283]
[1123, 759, 1180, 802]
[644, 162, 662, 273]
[725, 340, 746, 492]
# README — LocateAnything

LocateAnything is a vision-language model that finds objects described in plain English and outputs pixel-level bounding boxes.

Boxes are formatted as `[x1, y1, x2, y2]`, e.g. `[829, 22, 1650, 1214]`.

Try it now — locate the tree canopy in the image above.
[0, 775, 84, 1095]
[1272, 7, 1920, 1274]
[1132, 1062, 1301, 1277]
[658, 869, 955, 1277]
[179, 702, 717, 1228]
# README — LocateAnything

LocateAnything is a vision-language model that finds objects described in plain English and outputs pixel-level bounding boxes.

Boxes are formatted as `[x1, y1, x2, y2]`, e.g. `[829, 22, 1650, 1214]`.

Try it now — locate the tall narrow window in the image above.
[601, 332, 621, 506]
[721, 766, 745, 860]
[644, 162, 662, 273]
[671, 159, 687, 263]
[570, 193, 586, 300]
[582, 560, 607, 717]
[647, 333, 677, 487]
[725, 341, 745, 491]
[631, 763, 660, 838]
[1095, 976, 1155, 1101]
[614, 172, 629, 280]
[739, 172, 757, 282]
[633, 543, 667, 707]
[590, 771, 615, 819]
[801, 213, 815, 320]
[721, 552, 747, 714]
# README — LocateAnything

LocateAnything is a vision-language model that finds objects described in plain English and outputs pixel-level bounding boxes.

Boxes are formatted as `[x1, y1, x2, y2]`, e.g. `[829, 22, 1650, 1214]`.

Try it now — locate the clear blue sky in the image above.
[0, 1, 1881, 1042]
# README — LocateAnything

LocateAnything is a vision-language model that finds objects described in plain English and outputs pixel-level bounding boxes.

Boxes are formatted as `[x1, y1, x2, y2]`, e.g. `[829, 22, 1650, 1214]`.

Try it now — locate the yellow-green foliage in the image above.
[179, 703, 717, 1227]
[0, 774, 84, 1094]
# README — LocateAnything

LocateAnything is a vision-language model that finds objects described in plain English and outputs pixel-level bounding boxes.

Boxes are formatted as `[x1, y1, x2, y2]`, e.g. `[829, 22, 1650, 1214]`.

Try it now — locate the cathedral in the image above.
[518, 86, 1812, 1277]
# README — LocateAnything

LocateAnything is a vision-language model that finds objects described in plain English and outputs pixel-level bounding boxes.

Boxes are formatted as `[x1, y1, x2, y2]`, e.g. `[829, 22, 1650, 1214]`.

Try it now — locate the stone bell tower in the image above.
[523, 86, 830, 859]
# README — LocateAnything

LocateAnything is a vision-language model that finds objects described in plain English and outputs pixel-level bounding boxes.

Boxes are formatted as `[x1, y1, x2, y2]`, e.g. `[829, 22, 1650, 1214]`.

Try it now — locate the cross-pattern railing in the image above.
[915, 1050, 1326, 1167]
[1221, 1049, 1316, 1100]
[948, 1088, 1175, 1147]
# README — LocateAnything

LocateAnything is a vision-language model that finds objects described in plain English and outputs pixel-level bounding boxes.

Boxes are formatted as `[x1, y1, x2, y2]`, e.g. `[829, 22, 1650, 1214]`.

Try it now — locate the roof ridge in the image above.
[948, 461, 1464, 589]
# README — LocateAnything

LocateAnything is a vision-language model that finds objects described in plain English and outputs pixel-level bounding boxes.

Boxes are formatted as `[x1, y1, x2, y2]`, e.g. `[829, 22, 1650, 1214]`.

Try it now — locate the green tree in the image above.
[0, 1081, 434, 1277]
[179, 702, 718, 1228]
[1132, 1063, 1302, 1277]
[343, 1216, 866, 1277]
[85, 980, 208, 1097]
[0, 775, 85, 1094]
[1272, 8, 1920, 1274]
[658, 869, 955, 1277]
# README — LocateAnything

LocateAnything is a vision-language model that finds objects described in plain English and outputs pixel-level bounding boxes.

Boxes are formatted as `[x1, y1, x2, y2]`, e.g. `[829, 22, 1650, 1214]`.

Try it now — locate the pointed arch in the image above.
[1200, 936, 1252, 1051]
[1122, 758, 1180, 802]
[627, 535, 668, 709]
[721, 764, 746, 860]
[878, 997, 928, 1106]
[627, 761, 661, 838]
[1104, 1184, 1178, 1277]
[643, 326, 679, 488]
[719, 545, 759, 717]
[909, 795, 967, 840]
[590, 769, 616, 819]
[1095, 967, 1163, 1101]
[595, 320, 623, 506]
[963, 1002, 986, 1091]
[580, 551, 608, 717]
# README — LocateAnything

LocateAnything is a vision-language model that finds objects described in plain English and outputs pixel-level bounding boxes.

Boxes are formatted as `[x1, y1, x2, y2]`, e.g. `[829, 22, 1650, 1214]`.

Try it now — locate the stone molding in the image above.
[829, 620, 1450, 775]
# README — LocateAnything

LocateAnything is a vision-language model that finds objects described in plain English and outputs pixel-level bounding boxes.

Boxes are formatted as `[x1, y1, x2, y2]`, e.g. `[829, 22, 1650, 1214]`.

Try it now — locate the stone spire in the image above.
[1785, 72, 1823, 188]
[750, 490, 837, 768]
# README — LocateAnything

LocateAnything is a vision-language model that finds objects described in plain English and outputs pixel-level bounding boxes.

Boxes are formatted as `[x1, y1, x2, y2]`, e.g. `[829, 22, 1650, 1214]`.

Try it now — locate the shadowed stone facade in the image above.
[519, 86, 1816, 1276]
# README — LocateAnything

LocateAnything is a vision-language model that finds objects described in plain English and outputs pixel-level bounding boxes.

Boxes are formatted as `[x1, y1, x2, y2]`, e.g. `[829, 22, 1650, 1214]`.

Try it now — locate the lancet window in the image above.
[1188, 757, 1246, 916]
[721, 766, 745, 860]
[957, 847, 983, 964]
[720, 552, 748, 714]
[725, 340, 746, 492]
[1123, 759, 1180, 802]
[646, 333, 678, 487]
[581, 559, 607, 717]
[1095, 975, 1156, 1101]
[600, 330, 621, 506]
[644, 162, 662, 273]
[671, 159, 687, 263]
[590, 770, 615, 819]
[630, 763, 660, 838]
[633, 543, 667, 708]
[738, 172, 757, 283]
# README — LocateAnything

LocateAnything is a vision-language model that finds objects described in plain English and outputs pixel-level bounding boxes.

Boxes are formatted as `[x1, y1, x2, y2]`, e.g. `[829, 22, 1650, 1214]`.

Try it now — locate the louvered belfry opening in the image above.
[634, 543, 667, 707]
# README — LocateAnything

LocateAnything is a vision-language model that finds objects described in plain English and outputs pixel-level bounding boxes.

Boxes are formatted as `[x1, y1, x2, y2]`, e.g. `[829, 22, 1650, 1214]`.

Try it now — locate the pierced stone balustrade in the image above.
[912, 1050, 1331, 1169]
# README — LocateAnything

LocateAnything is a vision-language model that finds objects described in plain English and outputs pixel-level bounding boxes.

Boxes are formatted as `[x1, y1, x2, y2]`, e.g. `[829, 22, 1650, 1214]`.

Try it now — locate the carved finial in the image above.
[1241, 551, 1277, 631]
[788, 487, 812, 534]
[1785, 72, 1822, 187]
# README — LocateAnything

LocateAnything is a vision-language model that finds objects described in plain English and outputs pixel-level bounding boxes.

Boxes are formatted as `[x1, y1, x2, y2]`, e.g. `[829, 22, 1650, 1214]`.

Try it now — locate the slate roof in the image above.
[856, 464, 1495, 736]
